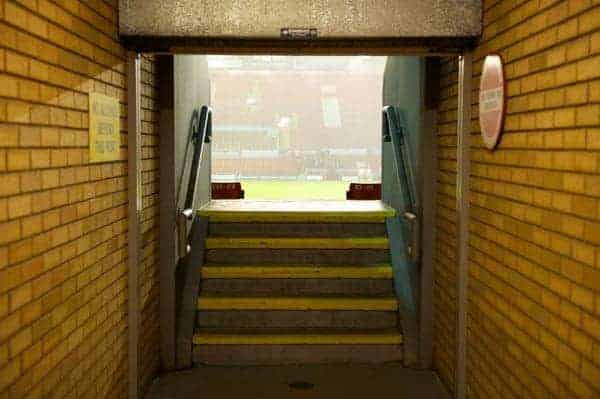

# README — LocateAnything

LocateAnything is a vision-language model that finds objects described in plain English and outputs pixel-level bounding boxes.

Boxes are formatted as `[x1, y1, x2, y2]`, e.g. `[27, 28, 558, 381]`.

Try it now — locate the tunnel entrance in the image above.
[153, 52, 433, 373]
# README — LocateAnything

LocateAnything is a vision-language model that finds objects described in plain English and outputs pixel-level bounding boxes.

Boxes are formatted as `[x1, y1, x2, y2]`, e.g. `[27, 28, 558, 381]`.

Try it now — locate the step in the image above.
[205, 237, 389, 250]
[193, 343, 403, 365]
[197, 296, 399, 311]
[198, 200, 395, 223]
[206, 248, 390, 265]
[201, 264, 393, 279]
[192, 329, 403, 365]
[201, 278, 394, 296]
[193, 329, 403, 345]
[197, 310, 398, 330]
[209, 222, 387, 238]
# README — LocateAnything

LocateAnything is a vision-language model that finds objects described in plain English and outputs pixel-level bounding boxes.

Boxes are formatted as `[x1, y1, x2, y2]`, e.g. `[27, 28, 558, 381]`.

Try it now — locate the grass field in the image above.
[241, 180, 349, 200]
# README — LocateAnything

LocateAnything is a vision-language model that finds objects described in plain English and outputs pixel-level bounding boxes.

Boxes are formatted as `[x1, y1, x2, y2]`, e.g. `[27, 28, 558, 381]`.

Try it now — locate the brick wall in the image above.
[0, 1, 161, 398]
[434, 1, 600, 397]
[434, 57, 460, 391]
[138, 55, 160, 395]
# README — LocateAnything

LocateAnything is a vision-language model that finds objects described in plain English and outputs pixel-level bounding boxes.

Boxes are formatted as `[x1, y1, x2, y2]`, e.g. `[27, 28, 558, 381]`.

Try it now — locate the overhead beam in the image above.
[120, 0, 481, 38]
[119, 0, 481, 53]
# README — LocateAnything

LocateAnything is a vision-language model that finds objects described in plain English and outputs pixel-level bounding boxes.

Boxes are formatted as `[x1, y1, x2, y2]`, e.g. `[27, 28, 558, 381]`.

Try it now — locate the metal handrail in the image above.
[177, 105, 212, 257]
[383, 105, 417, 212]
[382, 105, 419, 261]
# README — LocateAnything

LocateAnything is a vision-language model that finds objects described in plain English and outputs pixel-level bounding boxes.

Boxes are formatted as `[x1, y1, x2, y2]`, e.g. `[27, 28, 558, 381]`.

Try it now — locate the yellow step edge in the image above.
[197, 296, 398, 311]
[199, 212, 393, 223]
[192, 331, 403, 345]
[201, 264, 393, 279]
[205, 237, 389, 250]
[197, 200, 396, 223]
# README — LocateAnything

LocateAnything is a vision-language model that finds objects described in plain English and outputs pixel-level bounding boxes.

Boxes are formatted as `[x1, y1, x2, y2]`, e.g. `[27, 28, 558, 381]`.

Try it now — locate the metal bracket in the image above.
[281, 28, 318, 39]
[177, 208, 194, 257]
[403, 211, 419, 261]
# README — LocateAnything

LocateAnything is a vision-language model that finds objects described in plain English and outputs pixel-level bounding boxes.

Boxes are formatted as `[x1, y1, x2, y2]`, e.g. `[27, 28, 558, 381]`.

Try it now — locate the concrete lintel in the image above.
[120, 1, 481, 39]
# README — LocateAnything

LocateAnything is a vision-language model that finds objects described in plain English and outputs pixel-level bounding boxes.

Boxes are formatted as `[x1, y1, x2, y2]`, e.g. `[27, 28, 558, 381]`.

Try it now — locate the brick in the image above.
[566, 37, 590, 61]
[553, 108, 575, 127]
[568, 371, 593, 399]
[0, 294, 7, 319]
[0, 198, 7, 222]
[558, 341, 581, 371]
[0, 220, 20, 245]
[576, 55, 600, 80]
[583, 221, 600, 245]
[563, 130, 586, 148]
[578, 6, 600, 33]
[9, 281, 32, 311]
[9, 327, 32, 357]
[30, 149, 50, 168]
[20, 170, 42, 193]
[7, 194, 31, 219]
[564, 83, 588, 104]
[5, 52, 28, 76]
[21, 214, 42, 237]
[586, 127, 600, 148]
[575, 105, 600, 126]
[571, 285, 594, 311]
[0, 358, 20, 392]
[0, 74, 18, 98]
[0, 124, 19, 147]
[555, 63, 577, 86]
[558, 18, 578, 41]
[6, 149, 29, 171]
[591, 31, 600, 54]
[574, 152, 597, 172]
[21, 341, 41, 370]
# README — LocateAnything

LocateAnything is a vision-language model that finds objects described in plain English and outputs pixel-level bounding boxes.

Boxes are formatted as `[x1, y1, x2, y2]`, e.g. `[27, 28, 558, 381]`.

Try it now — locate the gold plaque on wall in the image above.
[89, 92, 120, 162]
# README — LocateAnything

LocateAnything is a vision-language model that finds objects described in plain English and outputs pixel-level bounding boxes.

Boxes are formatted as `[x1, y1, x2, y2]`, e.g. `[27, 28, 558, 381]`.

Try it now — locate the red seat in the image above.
[346, 183, 381, 200]
[212, 182, 245, 199]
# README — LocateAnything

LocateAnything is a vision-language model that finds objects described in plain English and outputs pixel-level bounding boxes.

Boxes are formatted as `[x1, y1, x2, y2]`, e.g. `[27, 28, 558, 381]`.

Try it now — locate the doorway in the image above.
[126, 38, 471, 399]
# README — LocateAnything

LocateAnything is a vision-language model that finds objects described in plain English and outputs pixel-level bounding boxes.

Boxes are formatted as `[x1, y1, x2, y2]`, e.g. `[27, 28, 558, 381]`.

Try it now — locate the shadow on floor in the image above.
[146, 364, 450, 399]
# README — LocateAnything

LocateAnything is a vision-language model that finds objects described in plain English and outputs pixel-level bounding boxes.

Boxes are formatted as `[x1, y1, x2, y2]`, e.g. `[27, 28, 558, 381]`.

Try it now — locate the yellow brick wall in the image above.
[0, 1, 161, 397]
[434, 1, 600, 398]
[434, 56, 460, 391]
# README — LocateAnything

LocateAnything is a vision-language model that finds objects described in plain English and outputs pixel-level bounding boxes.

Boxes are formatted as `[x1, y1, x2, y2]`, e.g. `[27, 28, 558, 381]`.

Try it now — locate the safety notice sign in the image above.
[89, 92, 120, 162]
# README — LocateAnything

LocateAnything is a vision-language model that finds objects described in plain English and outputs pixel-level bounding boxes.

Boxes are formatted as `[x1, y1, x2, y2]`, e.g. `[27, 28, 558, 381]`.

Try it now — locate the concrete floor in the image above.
[146, 364, 450, 399]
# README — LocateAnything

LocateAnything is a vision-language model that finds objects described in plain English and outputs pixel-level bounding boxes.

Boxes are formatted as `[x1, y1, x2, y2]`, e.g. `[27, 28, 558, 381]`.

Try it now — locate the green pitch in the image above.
[241, 180, 350, 200]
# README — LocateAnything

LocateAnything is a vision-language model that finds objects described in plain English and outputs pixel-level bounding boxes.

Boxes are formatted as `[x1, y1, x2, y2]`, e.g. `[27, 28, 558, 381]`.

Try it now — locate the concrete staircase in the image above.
[193, 200, 402, 365]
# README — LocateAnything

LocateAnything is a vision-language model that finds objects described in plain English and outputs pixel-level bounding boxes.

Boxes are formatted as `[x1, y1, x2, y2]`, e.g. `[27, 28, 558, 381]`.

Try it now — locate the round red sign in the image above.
[479, 55, 505, 150]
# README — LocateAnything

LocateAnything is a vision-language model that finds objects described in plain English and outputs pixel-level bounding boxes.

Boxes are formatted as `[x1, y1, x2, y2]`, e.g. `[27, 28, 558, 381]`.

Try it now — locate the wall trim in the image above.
[455, 52, 472, 399]
[157, 55, 177, 370]
[127, 51, 142, 399]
